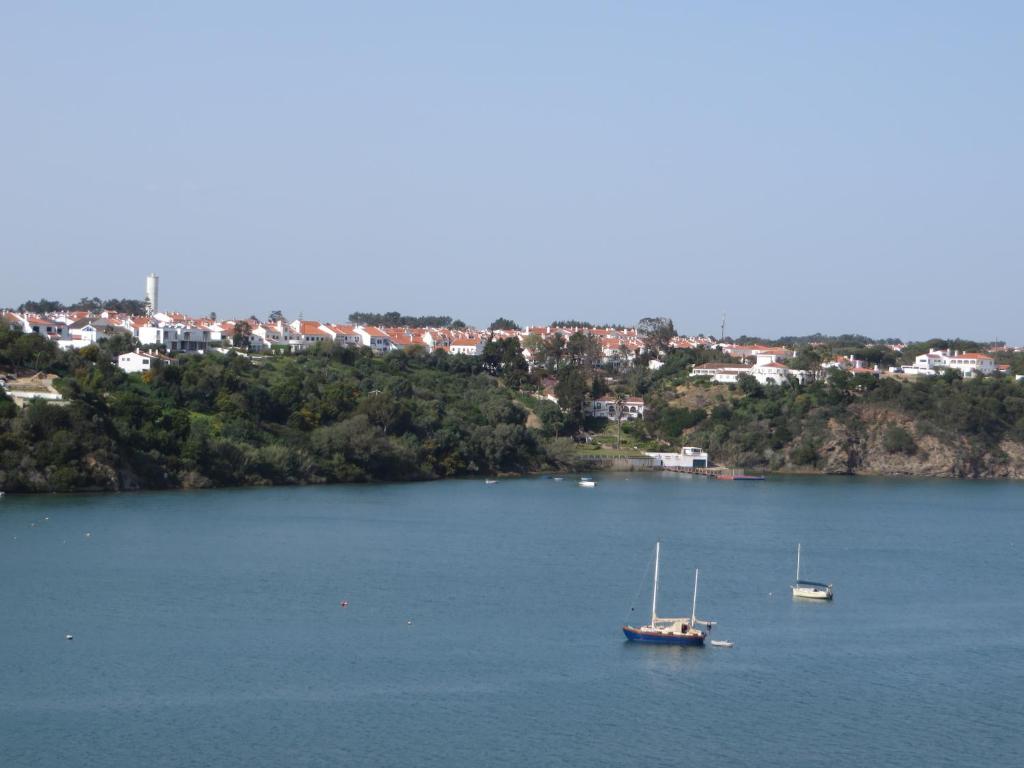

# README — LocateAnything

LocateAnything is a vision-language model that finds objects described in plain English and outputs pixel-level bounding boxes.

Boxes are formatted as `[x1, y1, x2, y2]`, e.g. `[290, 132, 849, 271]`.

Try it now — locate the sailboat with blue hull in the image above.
[623, 542, 714, 646]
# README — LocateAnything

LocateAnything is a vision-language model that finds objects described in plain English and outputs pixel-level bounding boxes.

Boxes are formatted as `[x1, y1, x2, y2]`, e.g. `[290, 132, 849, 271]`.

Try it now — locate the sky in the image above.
[2, 2, 1022, 342]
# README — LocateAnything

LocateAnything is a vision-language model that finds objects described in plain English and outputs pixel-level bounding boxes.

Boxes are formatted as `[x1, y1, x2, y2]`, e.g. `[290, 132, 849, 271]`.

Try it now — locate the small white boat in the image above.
[578, 479, 596, 488]
[65, 634, 73, 641]
[710, 640, 733, 648]
[484, 479, 498, 485]
[791, 543, 833, 600]
[552, 477, 564, 482]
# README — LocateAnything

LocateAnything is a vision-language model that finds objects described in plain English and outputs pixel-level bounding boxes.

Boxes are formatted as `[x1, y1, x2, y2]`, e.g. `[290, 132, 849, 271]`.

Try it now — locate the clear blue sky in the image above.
[3, 2, 1022, 341]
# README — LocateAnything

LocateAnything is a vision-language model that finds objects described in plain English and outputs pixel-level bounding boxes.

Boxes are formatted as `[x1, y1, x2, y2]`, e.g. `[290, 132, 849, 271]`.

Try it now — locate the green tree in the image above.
[637, 317, 677, 354]
[554, 368, 589, 428]
[232, 321, 253, 350]
[489, 317, 521, 331]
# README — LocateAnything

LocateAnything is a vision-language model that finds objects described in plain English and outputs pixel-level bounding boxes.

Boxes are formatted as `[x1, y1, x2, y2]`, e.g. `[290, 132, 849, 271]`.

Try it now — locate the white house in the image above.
[906, 348, 997, 377]
[320, 323, 362, 347]
[450, 336, 484, 356]
[117, 351, 174, 374]
[287, 320, 332, 352]
[589, 396, 645, 420]
[356, 325, 398, 354]
[691, 361, 809, 385]
[137, 324, 211, 353]
[16, 314, 68, 341]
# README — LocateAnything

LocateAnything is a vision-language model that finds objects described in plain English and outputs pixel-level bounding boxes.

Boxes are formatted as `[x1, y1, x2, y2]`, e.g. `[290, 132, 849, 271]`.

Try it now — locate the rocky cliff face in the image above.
[804, 407, 1024, 479]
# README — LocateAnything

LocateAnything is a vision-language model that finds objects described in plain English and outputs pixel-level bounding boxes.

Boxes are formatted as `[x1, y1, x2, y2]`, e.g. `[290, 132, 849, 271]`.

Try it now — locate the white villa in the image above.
[691, 359, 810, 385]
[589, 396, 645, 420]
[901, 348, 996, 377]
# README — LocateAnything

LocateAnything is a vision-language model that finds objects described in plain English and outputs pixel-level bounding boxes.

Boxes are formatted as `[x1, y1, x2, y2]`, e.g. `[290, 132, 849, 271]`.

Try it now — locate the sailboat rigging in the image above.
[623, 541, 715, 646]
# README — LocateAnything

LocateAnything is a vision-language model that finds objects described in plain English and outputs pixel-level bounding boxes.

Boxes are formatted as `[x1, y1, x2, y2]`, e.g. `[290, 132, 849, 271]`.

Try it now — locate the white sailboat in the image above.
[791, 543, 833, 600]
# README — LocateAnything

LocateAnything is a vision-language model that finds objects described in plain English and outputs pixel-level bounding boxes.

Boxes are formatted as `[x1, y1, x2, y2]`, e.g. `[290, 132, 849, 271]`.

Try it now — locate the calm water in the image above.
[1, 474, 1023, 767]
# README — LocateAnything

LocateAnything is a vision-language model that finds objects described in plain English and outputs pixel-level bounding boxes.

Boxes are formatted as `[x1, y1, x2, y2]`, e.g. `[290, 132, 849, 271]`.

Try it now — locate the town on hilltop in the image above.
[5, 273, 1024, 491]
[2, 272, 1018, 389]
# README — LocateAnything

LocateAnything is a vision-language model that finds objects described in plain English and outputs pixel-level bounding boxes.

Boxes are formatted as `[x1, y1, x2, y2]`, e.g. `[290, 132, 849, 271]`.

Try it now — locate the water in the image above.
[1, 474, 1022, 767]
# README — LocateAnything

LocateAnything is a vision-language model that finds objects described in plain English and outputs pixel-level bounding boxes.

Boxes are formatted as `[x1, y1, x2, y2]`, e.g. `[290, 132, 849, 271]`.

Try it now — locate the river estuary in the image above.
[1, 474, 1022, 767]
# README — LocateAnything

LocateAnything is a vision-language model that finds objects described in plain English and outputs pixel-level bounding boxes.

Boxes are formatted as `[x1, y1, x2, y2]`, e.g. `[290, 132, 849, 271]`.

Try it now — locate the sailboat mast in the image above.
[796, 543, 801, 581]
[691, 568, 699, 627]
[651, 541, 660, 624]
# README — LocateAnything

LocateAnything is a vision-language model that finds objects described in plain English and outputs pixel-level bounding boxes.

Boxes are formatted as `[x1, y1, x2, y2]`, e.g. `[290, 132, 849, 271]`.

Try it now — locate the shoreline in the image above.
[5, 465, 1024, 498]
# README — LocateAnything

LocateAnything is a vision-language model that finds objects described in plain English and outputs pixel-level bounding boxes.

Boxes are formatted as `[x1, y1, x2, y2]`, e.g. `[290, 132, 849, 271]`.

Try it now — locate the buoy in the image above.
[340, 601, 349, 608]
[407, 619, 413, 625]
[85, 532, 92, 537]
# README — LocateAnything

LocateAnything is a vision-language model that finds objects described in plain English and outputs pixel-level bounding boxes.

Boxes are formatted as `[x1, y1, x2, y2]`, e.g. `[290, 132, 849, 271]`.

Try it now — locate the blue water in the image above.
[1, 475, 1022, 767]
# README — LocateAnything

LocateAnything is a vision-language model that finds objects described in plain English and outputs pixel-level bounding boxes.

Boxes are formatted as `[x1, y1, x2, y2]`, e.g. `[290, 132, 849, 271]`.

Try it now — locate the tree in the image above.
[554, 368, 589, 428]
[638, 317, 677, 354]
[481, 337, 529, 386]
[489, 317, 521, 331]
[232, 321, 253, 350]
[565, 332, 601, 370]
[268, 310, 284, 323]
[540, 334, 567, 371]
[17, 298, 65, 313]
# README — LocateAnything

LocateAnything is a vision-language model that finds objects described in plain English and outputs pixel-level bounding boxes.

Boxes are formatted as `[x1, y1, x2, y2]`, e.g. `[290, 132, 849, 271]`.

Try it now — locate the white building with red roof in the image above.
[320, 323, 362, 348]
[908, 348, 996, 377]
[355, 325, 398, 354]
[450, 336, 484, 355]
[14, 314, 68, 341]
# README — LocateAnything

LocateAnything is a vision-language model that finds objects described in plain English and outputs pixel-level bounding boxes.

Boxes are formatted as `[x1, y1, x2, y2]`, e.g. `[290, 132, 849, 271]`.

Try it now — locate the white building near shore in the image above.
[645, 447, 709, 469]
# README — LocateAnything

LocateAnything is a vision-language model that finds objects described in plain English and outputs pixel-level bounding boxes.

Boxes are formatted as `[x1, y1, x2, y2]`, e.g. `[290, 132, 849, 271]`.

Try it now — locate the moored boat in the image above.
[623, 542, 715, 646]
[578, 478, 596, 487]
[791, 543, 833, 600]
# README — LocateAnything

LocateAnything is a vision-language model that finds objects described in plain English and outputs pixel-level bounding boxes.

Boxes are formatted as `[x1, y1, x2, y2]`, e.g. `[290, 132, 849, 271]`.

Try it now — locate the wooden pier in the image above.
[662, 465, 727, 477]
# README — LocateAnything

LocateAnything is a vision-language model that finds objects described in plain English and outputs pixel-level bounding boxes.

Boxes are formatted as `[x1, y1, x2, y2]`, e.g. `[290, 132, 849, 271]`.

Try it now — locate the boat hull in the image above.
[792, 587, 833, 600]
[622, 626, 705, 646]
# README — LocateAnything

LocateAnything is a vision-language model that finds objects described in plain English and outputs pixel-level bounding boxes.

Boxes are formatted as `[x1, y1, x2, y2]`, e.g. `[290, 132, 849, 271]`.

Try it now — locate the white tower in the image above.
[145, 273, 159, 315]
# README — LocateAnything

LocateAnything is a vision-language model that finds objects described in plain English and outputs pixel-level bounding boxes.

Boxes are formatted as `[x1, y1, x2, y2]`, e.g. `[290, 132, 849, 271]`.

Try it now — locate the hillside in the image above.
[637, 373, 1024, 478]
[0, 329, 567, 493]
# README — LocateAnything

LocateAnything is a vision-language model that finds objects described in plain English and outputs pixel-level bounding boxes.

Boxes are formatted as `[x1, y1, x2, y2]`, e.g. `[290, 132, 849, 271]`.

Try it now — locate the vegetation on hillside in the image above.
[347, 311, 460, 327]
[4, 321, 1024, 492]
[0, 329, 566, 493]
[628, 361, 1024, 476]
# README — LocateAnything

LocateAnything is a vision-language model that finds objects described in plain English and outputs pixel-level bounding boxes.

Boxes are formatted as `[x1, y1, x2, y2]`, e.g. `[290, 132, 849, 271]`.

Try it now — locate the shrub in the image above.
[882, 425, 917, 455]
